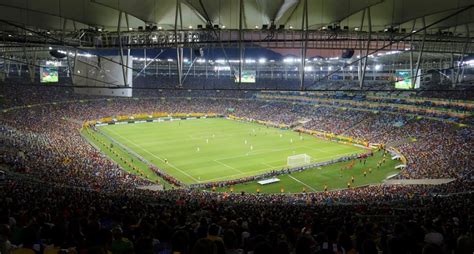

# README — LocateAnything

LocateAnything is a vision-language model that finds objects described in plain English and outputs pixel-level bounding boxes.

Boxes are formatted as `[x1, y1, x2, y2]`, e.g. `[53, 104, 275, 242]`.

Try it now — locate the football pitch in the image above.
[85, 117, 399, 192]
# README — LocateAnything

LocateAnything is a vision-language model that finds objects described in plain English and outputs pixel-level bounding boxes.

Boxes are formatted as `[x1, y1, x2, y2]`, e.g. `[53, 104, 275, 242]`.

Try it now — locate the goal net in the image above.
[287, 154, 311, 167]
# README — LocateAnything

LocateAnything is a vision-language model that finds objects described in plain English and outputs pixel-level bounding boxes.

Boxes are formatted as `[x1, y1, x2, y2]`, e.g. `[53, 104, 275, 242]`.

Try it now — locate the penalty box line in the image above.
[288, 175, 317, 192]
[206, 150, 361, 182]
[104, 128, 201, 183]
[213, 160, 243, 173]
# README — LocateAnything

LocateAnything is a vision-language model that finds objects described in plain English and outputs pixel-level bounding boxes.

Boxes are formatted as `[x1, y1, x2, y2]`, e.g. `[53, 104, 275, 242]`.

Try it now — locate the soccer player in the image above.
[164, 158, 168, 164]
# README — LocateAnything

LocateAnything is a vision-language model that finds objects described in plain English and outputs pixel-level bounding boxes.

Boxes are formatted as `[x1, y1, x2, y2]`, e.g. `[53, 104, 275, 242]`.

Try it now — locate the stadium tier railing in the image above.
[256, 91, 472, 119]
[293, 127, 371, 148]
[227, 115, 290, 129]
[82, 112, 221, 128]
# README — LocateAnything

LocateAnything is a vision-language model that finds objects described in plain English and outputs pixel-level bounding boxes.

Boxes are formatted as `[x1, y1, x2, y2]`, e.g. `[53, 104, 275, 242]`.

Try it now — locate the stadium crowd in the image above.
[1, 174, 473, 254]
[1, 85, 473, 183]
[0, 84, 473, 253]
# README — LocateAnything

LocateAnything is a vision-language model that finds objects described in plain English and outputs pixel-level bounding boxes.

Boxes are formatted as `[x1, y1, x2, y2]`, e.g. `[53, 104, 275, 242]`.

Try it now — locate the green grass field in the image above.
[85, 117, 400, 192]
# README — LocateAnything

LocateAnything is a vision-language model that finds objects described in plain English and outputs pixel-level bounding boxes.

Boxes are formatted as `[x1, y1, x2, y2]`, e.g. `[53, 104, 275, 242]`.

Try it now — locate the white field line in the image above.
[303, 145, 364, 154]
[135, 133, 237, 146]
[213, 160, 243, 173]
[288, 175, 317, 192]
[105, 128, 200, 183]
[204, 150, 360, 182]
[214, 146, 304, 161]
[215, 145, 353, 162]
[261, 162, 276, 168]
[205, 165, 286, 182]
[309, 150, 361, 163]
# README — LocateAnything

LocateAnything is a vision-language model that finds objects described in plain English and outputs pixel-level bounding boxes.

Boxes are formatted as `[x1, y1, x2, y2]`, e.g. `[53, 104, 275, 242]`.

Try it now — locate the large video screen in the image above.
[234, 70, 256, 83]
[394, 69, 420, 89]
[40, 67, 59, 83]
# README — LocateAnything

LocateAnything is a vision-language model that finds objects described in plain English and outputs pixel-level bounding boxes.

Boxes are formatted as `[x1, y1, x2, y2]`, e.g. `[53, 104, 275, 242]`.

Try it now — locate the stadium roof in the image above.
[0, 0, 472, 34]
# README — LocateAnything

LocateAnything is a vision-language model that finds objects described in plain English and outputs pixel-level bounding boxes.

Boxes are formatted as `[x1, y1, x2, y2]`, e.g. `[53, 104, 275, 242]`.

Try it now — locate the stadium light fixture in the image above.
[215, 59, 225, 64]
[375, 64, 382, 70]
[214, 66, 231, 71]
[283, 57, 294, 63]
[255, 25, 259, 29]
[188, 25, 193, 29]
[304, 66, 313, 71]
[222, 25, 226, 29]
[258, 58, 267, 64]
[349, 66, 353, 71]
[289, 25, 293, 29]
[328, 66, 332, 71]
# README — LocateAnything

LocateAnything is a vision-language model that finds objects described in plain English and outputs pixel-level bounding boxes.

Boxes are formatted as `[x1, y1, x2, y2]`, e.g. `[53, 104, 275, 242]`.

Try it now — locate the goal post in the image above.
[287, 154, 311, 167]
